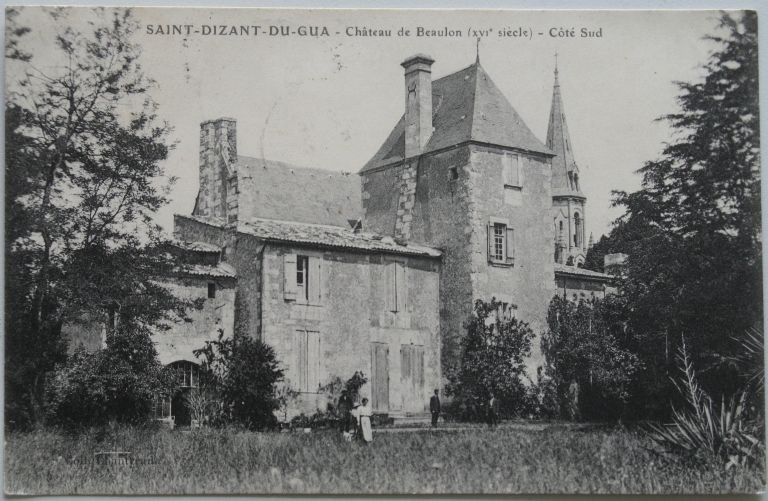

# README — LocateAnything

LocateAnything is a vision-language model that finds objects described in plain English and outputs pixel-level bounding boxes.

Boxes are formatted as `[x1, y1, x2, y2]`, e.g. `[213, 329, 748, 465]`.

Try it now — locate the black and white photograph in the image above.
[3, 6, 764, 495]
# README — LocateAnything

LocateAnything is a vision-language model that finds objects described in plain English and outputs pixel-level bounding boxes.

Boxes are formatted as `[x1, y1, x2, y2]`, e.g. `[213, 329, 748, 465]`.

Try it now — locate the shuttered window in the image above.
[295, 330, 321, 392]
[503, 153, 522, 187]
[284, 253, 323, 303]
[386, 262, 407, 313]
[488, 222, 515, 265]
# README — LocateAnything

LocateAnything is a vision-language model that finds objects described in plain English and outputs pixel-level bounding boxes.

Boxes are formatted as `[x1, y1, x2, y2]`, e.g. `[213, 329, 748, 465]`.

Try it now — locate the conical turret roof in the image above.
[546, 67, 585, 199]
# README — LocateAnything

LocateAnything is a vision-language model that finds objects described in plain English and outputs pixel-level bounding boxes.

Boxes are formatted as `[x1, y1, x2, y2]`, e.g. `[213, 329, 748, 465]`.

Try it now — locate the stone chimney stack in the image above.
[197, 118, 238, 222]
[401, 54, 434, 158]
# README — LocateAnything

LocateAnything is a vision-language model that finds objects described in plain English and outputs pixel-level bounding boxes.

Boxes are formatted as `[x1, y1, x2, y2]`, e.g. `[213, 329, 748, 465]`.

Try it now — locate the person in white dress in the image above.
[352, 398, 373, 443]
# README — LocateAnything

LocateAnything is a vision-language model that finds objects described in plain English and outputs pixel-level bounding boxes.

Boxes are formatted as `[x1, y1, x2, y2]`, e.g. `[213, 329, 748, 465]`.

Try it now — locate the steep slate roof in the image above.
[237, 218, 441, 258]
[546, 68, 585, 199]
[362, 62, 553, 173]
[554, 263, 612, 280]
[236, 156, 362, 227]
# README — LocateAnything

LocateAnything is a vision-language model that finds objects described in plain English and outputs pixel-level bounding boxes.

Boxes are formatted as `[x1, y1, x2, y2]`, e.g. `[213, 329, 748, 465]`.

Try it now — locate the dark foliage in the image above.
[194, 332, 285, 430]
[583, 12, 761, 416]
[45, 322, 177, 428]
[447, 299, 535, 421]
[5, 8, 185, 429]
[541, 295, 641, 421]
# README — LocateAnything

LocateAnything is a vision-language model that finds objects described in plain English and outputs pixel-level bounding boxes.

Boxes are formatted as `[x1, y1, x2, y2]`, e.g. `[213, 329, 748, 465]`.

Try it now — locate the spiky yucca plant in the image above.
[647, 339, 763, 469]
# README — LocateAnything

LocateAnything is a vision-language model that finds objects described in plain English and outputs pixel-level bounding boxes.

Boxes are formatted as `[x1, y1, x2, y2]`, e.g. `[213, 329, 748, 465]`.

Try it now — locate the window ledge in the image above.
[489, 259, 515, 268]
[504, 184, 522, 191]
[292, 300, 324, 307]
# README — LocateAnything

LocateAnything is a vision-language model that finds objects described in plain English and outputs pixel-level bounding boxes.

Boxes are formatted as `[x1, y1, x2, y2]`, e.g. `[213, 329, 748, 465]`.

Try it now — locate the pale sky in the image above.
[8, 7, 726, 239]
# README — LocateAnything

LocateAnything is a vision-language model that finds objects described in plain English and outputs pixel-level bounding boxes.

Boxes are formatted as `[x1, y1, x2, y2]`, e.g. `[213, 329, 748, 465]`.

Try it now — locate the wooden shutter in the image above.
[507, 228, 515, 262]
[487, 224, 494, 262]
[396, 263, 408, 313]
[295, 330, 308, 391]
[372, 343, 390, 411]
[307, 331, 320, 392]
[401, 346, 411, 382]
[284, 253, 297, 300]
[308, 256, 322, 303]
[502, 153, 512, 185]
[385, 263, 396, 312]
[516, 154, 524, 186]
[415, 346, 425, 391]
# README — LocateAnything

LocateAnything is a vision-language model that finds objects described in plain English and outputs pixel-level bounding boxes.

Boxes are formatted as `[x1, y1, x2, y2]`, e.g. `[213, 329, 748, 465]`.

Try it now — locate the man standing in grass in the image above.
[430, 389, 440, 427]
[488, 393, 500, 428]
[338, 390, 353, 439]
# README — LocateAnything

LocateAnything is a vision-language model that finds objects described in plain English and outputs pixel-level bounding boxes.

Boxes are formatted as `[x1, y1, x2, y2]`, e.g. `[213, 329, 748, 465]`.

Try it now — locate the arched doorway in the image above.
[169, 360, 200, 427]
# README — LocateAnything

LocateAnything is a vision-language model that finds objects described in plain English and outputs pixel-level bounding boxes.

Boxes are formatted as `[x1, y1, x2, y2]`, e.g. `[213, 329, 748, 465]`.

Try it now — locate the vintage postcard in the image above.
[4, 6, 764, 495]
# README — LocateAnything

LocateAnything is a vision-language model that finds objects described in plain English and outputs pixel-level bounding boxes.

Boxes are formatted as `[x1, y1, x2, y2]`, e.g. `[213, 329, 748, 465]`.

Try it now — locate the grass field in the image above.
[4, 423, 765, 495]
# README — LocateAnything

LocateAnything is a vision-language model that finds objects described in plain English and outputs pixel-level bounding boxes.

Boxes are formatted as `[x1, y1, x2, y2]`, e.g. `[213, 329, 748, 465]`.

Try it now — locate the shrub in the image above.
[46, 324, 176, 428]
[647, 339, 764, 469]
[541, 295, 641, 421]
[447, 299, 534, 421]
[194, 332, 284, 430]
[320, 371, 369, 417]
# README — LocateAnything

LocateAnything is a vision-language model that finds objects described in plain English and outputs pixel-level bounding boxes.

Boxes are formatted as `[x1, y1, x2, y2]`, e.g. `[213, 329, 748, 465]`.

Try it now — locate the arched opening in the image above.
[169, 360, 200, 427]
[574, 213, 582, 248]
[574, 173, 580, 191]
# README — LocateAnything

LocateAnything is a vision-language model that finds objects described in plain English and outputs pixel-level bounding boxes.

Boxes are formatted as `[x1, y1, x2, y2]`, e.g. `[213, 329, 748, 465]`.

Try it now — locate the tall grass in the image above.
[5, 423, 764, 495]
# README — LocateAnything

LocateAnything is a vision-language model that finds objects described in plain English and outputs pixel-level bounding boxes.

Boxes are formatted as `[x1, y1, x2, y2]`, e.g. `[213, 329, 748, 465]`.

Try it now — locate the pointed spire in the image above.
[588, 232, 594, 249]
[546, 62, 582, 197]
[476, 37, 480, 64]
[554, 50, 559, 86]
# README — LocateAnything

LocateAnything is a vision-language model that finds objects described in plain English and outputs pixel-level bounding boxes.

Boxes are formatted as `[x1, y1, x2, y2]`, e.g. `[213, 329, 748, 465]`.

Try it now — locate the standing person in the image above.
[488, 393, 500, 428]
[355, 398, 373, 443]
[430, 389, 441, 427]
[337, 389, 353, 440]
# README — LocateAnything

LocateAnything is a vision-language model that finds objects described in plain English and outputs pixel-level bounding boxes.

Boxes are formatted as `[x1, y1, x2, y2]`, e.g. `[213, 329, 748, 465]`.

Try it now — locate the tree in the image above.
[45, 322, 177, 428]
[448, 299, 535, 421]
[5, 8, 183, 428]
[593, 12, 761, 408]
[194, 332, 285, 430]
[542, 295, 641, 421]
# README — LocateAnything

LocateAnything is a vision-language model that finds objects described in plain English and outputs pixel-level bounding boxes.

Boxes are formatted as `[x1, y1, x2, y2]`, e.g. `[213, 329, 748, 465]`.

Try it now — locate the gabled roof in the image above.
[236, 156, 362, 227]
[362, 62, 553, 173]
[237, 218, 442, 258]
[546, 68, 585, 198]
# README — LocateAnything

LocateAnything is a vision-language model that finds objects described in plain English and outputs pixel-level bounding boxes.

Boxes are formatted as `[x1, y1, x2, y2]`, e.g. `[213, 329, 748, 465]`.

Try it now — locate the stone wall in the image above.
[260, 242, 441, 418]
[465, 145, 556, 372]
[153, 277, 236, 366]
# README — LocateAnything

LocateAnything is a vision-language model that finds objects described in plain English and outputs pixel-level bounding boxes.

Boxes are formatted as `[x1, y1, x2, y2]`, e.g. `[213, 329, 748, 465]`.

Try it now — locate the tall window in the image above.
[284, 254, 322, 303]
[488, 221, 514, 265]
[296, 255, 309, 301]
[574, 213, 582, 248]
[492, 224, 505, 261]
[502, 153, 522, 187]
[295, 330, 321, 392]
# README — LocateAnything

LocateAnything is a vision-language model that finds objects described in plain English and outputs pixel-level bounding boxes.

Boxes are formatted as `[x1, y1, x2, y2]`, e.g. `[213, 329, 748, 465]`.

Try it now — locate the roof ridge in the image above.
[237, 155, 355, 177]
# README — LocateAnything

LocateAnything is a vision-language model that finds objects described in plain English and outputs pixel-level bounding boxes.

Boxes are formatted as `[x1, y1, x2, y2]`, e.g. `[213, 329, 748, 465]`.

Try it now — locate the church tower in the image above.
[546, 64, 587, 266]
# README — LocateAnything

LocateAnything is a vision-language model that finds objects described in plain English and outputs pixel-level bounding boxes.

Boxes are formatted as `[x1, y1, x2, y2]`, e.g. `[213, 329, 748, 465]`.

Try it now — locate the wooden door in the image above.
[401, 345, 425, 413]
[371, 343, 389, 412]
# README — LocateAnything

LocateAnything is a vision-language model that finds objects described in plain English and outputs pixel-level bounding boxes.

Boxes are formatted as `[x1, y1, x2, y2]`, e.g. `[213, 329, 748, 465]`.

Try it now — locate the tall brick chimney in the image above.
[401, 54, 434, 158]
[196, 118, 238, 223]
